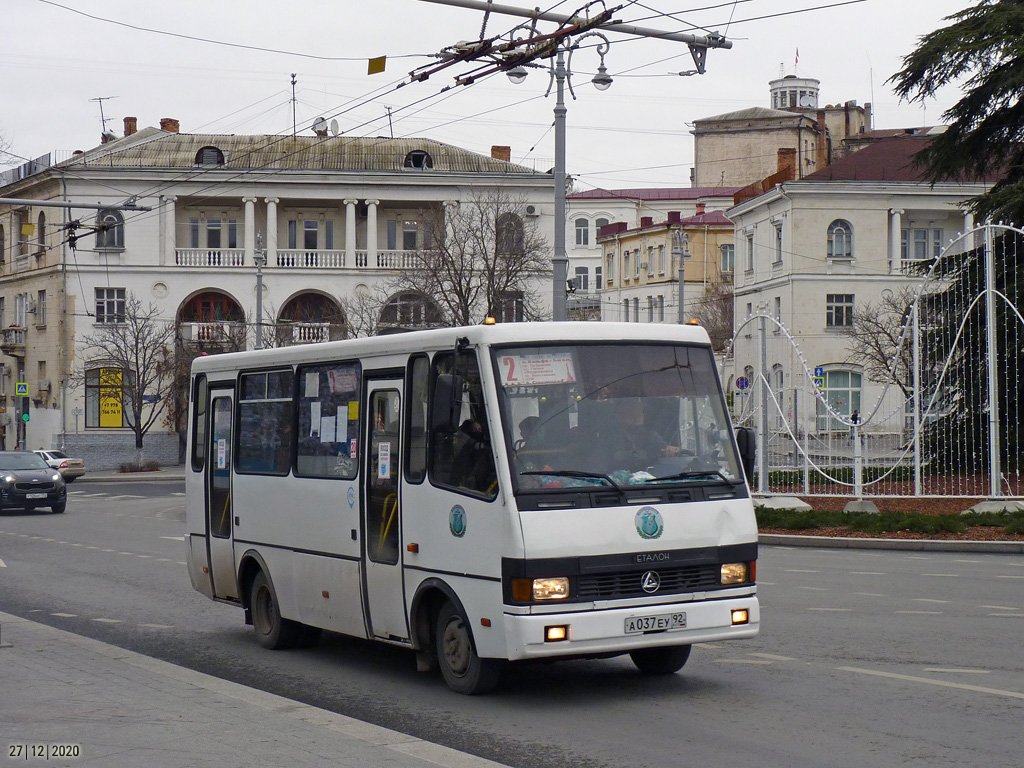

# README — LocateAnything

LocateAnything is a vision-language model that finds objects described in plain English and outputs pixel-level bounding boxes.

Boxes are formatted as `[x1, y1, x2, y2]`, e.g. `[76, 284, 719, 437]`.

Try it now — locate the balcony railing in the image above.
[276, 250, 346, 268]
[176, 249, 245, 267]
[1, 326, 27, 357]
[175, 248, 431, 270]
[285, 322, 331, 344]
[179, 321, 246, 346]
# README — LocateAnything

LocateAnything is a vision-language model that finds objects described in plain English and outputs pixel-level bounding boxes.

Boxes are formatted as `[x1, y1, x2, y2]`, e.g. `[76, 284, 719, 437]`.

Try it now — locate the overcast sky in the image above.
[3, 0, 970, 191]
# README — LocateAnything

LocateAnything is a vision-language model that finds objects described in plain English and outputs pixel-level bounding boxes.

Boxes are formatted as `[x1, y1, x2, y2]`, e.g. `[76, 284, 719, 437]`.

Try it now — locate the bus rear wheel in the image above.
[250, 571, 299, 650]
[629, 645, 691, 675]
[435, 601, 503, 695]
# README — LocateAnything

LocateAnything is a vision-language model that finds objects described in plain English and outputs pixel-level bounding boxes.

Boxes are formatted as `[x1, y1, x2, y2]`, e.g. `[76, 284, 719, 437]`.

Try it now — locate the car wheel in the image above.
[64, 477, 76, 484]
[51, 501, 66, 514]
[250, 570, 299, 650]
[629, 645, 691, 675]
[435, 600, 503, 695]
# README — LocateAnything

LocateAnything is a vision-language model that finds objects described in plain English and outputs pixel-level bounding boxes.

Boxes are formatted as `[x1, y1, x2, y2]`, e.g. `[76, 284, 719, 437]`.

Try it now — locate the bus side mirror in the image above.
[431, 374, 463, 433]
[735, 427, 756, 485]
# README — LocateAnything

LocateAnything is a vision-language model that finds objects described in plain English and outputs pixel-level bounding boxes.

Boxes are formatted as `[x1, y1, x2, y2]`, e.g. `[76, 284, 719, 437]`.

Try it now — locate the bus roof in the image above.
[190, 322, 713, 375]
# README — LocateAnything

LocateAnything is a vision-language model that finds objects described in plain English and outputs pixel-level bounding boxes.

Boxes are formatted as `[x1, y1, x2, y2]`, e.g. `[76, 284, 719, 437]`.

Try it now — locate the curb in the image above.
[759, 533, 1024, 554]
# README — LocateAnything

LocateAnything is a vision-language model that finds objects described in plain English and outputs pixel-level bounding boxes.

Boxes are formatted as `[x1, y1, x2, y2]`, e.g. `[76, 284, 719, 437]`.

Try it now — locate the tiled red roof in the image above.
[803, 135, 999, 183]
[680, 210, 732, 226]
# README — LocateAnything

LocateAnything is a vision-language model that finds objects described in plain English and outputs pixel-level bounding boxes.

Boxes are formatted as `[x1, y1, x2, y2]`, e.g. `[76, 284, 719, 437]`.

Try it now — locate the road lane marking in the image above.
[749, 653, 796, 661]
[161, 536, 186, 541]
[954, 559, 982, 563]
[996, 575, 1024, 580]
[982, 605, 1019, 611]
[51, 613, 77, 618]
[807, 608, 852, 612]
[139, 623, 174, 629]
[797, 586, 829, 591]
[896, 610, 943, 615]
[924, 668, 990, 674]
[921, 573, 958, 577]
[855, 592, 888, 597]
[912, 598, 950, 604]
[839, 666, 1024, 700]
[784, 569, 819, 573]
[850, 572, 887, 575]
[93, 618, 122, 624]
[989, 613, 1024, 617]
[716, 659, 773, 664]
[0, 558, 5, 567]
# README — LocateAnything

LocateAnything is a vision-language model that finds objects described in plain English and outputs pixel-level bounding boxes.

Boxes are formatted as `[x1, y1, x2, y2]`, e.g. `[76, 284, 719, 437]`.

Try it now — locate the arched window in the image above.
[195, 146, 225, 166]
[595, 217, 610, 238]
[827, 219, 853, 259]
[404, 150, 433, 170]
[496, 212, 524, 255]
[574, 217, 589, 246]
[380, 291, 442, 330]
[85, 366, 129, 428]
[96, 209, 125, 249]
[36, 212, 46, 256]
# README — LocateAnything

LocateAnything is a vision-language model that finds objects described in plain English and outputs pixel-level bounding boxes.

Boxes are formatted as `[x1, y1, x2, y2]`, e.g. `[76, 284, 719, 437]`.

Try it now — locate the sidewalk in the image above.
[76, 465, 186, 483]
[0, 611, 508, 768]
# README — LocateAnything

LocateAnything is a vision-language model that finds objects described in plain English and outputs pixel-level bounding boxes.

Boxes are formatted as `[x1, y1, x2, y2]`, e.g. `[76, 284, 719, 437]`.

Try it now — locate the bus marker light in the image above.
[322, 591, 330, 598]
[407, 543, 419, 553]
[202, 567, 208, 573]
[480, 618, 492, 628]
[545, 625, 569, 642]
[731, 609, 749, 625]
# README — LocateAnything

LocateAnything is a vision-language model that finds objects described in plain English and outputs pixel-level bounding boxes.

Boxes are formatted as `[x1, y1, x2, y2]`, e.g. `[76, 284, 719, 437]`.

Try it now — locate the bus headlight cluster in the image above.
[721, 562, 754, 585]
[512, 577, 569, 602]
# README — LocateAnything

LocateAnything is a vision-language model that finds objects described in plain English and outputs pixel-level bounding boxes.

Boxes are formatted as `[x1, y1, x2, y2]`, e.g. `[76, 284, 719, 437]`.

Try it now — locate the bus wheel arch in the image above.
[409, 579, 461, 656]
[238, 552, 299, 650]
[238, 550, 271, 618]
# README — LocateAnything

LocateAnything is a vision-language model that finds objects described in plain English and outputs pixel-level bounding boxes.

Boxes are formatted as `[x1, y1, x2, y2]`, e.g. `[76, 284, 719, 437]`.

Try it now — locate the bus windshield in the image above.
[494, 342, 741, 491]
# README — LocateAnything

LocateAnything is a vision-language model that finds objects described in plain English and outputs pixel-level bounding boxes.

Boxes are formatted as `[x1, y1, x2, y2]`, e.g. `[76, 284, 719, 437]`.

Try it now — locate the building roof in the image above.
[58, 128, 541, 175]
[693, 106, 806, 123]
[680, 210, 731, 226]
[568, 186, 741, 202]
[802, 135, 999, 183]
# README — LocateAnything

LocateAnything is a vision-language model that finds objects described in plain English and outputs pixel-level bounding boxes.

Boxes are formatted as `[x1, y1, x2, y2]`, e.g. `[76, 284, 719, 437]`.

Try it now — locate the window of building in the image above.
[325, 220, 335, 250]
[495, 291, 525, 323]
[634, 249, 640, 279]
[816, 370, 862, 432]
[303, 220, 317, 250]
[403, 221, 418, 250]
[623, 250, 630, 279]
[496, 213, 524, 254]
[647, 246, 655, 276]
[623, 299, 630, 322]
[237, 369, 295, 475]
[605, 252, 614, 283]
[901, 228, 943, 261]
[721, 243, 735, 273]
[36, 212, 46, 257]
[380, 291, 442, 329]
[206, 218, 222, 249]
[404, 150, 433, 169]
[658, 244, 665, 274]
[657, 295, 665, 322]
[574, 266, 589, 292]
[633, 297, 640, 320]
[0, 225, 5, 265]
[745, 233, 754, 271]
[827, 219, 853, 259]
[295, 362, 360, 479]
[774, 297, 782, 332]
[774, 223, 783, 264]
[228, 220, 238, 249]
[595, 217, 610, 239]
[575, 218, 589, 246]
[85, 367, 128, 428]
[96, 209, 124, 249]
[36, 290, 45, 326]
[595, 266, 602, 286]
[428, 351, 497, 499]
[826, 293, 855, 328]
[14, 293, 27, 327]
[0, 296, 5, 328]
[95, 287, 126, 324]
[195, 146, 225, 166]
[647, 296, 655, 322]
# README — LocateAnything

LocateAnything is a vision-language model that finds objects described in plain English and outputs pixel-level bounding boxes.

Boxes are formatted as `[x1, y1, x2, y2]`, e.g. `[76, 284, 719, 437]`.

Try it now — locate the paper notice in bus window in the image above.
[305, 371, 319, 398]
[378, 441, 391, 478]
[328, 369, 358, 394]
[217, 438, 227, 469]
[320, 415, 337, 443]
[499, 353, 576, 386]
[348, 401, 359, 421]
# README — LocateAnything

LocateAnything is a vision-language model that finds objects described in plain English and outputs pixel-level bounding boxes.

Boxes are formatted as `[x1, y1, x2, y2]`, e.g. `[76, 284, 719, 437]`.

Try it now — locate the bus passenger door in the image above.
[362, 380, 409, 640]
[207, 390, 238, 600]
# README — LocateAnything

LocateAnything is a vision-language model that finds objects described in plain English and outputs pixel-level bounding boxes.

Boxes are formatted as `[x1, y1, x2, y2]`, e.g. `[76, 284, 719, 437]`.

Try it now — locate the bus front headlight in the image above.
[721, 562, 752, 585]
[512, 577, 570, 602]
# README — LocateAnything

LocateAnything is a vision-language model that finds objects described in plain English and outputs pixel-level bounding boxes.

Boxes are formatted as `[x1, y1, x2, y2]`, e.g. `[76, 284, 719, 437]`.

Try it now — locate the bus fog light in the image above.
[545, 625, 569, 642]
[721, 562, 749, 585]
[532, 577, 569, 601]
[731, 609, 749, 625]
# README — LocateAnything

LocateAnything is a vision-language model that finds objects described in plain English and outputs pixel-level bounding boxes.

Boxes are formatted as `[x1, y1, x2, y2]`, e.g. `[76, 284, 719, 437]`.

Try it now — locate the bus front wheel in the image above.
[435, 601, 503, 695]
[629, 645, 691, 675]
[250, 570, 299, 650]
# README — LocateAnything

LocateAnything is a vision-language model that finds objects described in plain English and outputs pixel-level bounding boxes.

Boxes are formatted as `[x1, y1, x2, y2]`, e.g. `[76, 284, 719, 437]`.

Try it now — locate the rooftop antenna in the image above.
[90, 96, 117, 134]
[290, 73, 297, 137]
[386, 106, 394, 138]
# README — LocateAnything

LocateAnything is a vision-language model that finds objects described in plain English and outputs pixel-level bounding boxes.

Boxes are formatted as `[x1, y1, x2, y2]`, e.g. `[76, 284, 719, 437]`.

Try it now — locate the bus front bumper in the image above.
[502, 596, 759, 661]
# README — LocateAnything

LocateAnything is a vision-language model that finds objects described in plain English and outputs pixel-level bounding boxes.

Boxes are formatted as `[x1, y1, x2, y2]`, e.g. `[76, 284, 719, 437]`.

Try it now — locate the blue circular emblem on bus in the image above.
[449, 505, 467, 537]
[347, 486, 356, 508]
[635, 507, 663, 540]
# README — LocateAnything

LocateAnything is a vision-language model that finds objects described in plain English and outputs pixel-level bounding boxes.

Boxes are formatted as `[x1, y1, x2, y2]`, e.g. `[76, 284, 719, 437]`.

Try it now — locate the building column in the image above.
[243, 197, 256, 265]
[366, 199, 379, 266]
[265, 198, 279, 267]
[889, 208, 904, 274]
[344, 199, 357, 266]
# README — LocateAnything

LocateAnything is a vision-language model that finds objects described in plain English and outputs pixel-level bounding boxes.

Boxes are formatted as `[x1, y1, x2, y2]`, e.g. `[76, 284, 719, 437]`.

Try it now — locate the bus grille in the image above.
[576, 564, 720, 600]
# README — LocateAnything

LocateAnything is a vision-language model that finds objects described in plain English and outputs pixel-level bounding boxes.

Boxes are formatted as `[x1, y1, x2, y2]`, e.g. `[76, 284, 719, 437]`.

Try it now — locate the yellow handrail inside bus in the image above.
[378, 492, 397, 554]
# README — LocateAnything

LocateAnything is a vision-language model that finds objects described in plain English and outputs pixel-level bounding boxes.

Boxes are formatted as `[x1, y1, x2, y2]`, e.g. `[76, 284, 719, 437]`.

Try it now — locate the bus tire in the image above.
[250, 570, 299, 650]
[435, 601, 503, 695]
[629, 645, 691, 675]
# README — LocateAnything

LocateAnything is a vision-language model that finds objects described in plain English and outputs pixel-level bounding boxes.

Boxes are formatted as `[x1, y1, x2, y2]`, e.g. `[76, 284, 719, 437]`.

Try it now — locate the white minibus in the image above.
[185, 322, 759, 694]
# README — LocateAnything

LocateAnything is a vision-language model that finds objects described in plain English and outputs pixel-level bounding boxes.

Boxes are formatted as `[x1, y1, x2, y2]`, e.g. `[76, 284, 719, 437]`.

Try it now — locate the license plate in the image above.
[624, 612, 686, 634]
[26, 493, 47, 499]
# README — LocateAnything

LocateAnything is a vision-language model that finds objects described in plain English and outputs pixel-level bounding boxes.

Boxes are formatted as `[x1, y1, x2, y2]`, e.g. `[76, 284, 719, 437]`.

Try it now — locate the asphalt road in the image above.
[1, 479, 1022, 767]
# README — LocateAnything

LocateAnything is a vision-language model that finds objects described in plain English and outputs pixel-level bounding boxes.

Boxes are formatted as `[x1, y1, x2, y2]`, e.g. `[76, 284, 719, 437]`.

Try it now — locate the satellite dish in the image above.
[312, 117, 327, 135]
[799, 95, 816, 108]
[330, 119, 339, 136]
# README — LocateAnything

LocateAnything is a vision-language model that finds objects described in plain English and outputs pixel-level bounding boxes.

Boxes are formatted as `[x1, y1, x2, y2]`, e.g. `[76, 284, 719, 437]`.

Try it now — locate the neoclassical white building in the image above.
[726, 133, 994, 435]
[0, 119, 554, 464]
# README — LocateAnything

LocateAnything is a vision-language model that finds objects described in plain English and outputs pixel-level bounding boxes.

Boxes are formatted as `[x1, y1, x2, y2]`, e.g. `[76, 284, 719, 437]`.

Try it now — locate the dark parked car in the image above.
[0, 451, 67, 513]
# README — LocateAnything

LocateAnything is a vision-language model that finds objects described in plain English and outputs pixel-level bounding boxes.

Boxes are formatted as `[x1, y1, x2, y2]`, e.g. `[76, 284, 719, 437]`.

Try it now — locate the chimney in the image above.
[123, 117, 137, 137]
[695, 203, 706, 215]
[641, 216, 653, 228]
[777, 147, 797, 180]
[491, 145, 511, 162]
[160, 118, 180, 133]
[667, 211, 682, 225]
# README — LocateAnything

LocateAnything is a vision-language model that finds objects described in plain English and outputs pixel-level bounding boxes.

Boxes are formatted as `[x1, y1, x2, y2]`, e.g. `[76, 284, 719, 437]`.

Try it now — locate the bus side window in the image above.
[429, 352, 498, 500]
[191, 375, 207, 471]
[406, 355, 429, 483]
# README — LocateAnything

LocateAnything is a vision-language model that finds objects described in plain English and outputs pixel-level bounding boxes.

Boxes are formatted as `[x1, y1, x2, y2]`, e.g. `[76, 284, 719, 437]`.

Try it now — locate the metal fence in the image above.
[732, 223, 1024, 501]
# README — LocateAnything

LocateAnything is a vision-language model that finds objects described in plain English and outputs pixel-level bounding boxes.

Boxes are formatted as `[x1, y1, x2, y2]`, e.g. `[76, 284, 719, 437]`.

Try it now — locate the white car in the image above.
[34, 450, 86, 482]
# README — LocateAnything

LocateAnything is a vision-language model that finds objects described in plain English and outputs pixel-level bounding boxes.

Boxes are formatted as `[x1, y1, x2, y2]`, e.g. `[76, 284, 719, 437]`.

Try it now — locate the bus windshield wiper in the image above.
[519, 470, 621, 489]
[648, 469, 733, 484]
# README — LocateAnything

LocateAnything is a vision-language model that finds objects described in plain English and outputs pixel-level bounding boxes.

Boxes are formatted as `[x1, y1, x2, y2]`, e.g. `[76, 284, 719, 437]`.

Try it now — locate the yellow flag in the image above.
[368, 56, 386, 75]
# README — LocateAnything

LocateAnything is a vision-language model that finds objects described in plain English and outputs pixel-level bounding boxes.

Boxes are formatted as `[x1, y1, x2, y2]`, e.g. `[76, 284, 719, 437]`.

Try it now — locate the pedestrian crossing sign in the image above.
[15, 382, 28, 396]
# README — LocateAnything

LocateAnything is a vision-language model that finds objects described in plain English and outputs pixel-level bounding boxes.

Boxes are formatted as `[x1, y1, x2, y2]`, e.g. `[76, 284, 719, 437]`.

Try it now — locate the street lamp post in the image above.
[509, 33, 612, 322]
[672, 229, 689, 324]
[254, 233, 267, 350]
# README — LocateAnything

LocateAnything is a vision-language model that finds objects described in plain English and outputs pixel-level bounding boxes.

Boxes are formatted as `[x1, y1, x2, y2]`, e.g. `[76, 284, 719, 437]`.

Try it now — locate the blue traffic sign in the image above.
[736, 376, 750, 391]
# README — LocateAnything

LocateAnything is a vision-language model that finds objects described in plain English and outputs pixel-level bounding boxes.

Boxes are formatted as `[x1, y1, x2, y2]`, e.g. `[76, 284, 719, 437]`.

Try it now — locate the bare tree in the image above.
[78, 294, 176, 458]
[690, 282, 734, 351]
[338, 284, 389, 338]
[0, 129, 14, 167]
[841, 287, 916, 397]
[391, 190, 551, 327]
